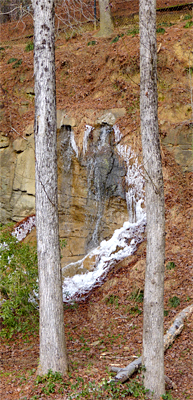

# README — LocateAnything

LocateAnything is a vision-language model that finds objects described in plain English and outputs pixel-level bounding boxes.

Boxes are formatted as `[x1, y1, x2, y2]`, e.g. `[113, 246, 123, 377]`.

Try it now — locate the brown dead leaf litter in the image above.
[0, 6, 193, 400]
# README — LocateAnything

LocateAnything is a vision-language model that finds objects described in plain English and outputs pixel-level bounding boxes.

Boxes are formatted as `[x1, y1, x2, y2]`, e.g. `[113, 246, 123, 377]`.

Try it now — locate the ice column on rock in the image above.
[83, 125, 93, 156]
[70, 130, 79, 158]
[113, 125, 144, 223]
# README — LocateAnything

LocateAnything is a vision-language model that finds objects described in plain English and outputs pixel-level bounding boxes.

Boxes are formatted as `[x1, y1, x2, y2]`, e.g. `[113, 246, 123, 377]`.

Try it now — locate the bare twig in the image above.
[10, 126, 27, 140]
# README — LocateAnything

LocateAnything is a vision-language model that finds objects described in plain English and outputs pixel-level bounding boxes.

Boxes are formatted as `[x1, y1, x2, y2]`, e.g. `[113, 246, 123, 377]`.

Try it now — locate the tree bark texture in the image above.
[33, 0, 68, 374]
[140, 0, 165, 397]
[111, 303, 193, 383]
[97, 0, 113, 37]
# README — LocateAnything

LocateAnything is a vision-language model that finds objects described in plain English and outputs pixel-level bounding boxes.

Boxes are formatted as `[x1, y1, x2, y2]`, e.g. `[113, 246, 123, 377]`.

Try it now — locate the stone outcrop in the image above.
[57, 122, 128, 267]
[0, 108, 131, 268]
[161, 122, 193, 172]
[0, 107, 192, 270]
[0, 133, 35, 222]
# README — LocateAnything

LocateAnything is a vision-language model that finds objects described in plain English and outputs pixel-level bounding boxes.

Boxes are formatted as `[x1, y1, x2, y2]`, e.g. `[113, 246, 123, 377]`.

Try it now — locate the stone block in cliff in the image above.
[24, 123, 34, 136]
[13, 137, 27, 152]
[161, 123, 193, 172]
[0, 132, 35, 223]
[0, 134, 10, 148]
[13, 134, 35, 195]
[57, 109, 77, 130]
[10, 192, 35, 221]
[0, 145, 17, 223]
[96, 108, 126, 126]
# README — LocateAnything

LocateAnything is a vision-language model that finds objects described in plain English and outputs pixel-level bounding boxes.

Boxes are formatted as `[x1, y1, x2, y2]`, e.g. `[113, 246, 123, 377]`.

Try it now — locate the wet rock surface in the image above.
[57, 121, 129, 267]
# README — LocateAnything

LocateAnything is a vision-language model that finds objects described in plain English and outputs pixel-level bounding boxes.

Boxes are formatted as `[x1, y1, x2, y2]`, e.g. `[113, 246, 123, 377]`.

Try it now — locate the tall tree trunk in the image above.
[140, 0, 165, 398]
[33, 0, 69, 375]
[97, 0, 113, 37]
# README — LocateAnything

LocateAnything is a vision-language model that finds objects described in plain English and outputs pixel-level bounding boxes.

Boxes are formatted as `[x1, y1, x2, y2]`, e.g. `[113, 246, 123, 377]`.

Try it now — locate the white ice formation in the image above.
[62, 125, 146, 302]
[11, 125, 146, 303]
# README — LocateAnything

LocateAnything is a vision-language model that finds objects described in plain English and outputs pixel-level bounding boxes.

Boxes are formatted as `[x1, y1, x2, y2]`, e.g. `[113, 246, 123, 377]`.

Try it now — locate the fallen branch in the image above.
[111, 356, 142, 382]
[164, 303, 193, 350]
[110, 303, 193, 383]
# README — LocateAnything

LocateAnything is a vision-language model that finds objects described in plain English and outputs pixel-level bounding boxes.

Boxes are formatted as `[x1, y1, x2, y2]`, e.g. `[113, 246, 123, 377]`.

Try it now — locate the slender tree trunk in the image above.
[97, 0, 113, 37]
[140, 0, 165, 398]
[33, 0, 68, 375]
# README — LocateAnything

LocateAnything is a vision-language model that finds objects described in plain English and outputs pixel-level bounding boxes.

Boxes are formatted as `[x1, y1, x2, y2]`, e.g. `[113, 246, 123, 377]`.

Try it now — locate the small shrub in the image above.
[105, 294, 119, 308]
[35, 369, 64, 395]
[7, 57, 18, 64]
[169, 296, 180, 308]
[185, 66, 193, 75]
[130, 289, 144, 303]
[12, 59, 22, 68]
[25, 42, 34, 52]
[60, 238, 67, 249]
[87, 40, 96, 46]
[162, 391, 174, 400]
[159, 22, 174, 27]
[129, 305, 142, 315]
[184, 14, 192, 20]
[166, 261, 176, 270]
[66, 377, 148, 399]
[127, 27, 139, 37]
[0, 225, 38, 338]
[156, 27, 165, 34]
[184, 21, 193, 28]
[111, 34, 124, 43]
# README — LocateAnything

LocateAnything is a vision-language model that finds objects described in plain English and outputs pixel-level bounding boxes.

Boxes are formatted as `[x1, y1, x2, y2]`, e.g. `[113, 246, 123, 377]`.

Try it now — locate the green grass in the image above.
[12, 59, 22, 68]
[183, 14, 192, 20]
[64, 376, 149, 399]
[105, 294, 120, 309]
[111, 34, 124, 43]
[25, 42, 34, 52]
[127, 27, 139, 37]
[156, 27, 166, 34]
[7, 57, 18, 64]
[130, 289, 144, 303]
[8, 58, 23, 68]
[166, 261, 176, 270]
[169, 296, 180, 308]
[184, 21, 193, 28]
[87, 40, 96, 46]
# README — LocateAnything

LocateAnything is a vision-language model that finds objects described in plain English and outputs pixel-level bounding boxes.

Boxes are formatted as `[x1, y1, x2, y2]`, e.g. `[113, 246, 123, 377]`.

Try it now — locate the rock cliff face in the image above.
[0, 107, 192, 268]
[0, 131, 35, 222]
[0, 108, 134, 268]
[57, 122, 129, 267]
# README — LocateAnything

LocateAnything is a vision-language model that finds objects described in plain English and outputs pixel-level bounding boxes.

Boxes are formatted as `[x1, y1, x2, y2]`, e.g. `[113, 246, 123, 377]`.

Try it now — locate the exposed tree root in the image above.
[110, 304, 193, 383]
